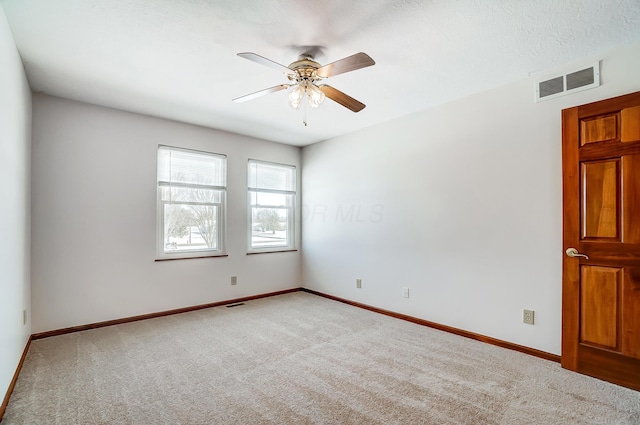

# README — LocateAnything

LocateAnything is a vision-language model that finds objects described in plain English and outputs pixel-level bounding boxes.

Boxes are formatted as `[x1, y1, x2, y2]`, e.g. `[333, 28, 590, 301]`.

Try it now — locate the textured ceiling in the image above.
[2, 0, 640, 146]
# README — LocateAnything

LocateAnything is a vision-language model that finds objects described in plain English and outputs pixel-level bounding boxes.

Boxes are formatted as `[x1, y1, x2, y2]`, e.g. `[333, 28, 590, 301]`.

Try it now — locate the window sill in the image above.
[155, 254, 229, 262]
[246, 249, 298, 255]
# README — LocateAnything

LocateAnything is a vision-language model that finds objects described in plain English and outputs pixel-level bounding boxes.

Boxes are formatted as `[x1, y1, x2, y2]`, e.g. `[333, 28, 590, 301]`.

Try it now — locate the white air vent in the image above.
[535, 62, 600, 102]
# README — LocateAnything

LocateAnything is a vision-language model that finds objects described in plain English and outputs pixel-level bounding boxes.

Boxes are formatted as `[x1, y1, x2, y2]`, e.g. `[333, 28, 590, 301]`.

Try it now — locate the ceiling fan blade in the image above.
[232, 84, 290, 103]
[318, 85, 366, 112]
[237, 52, 296, 75]
[316, 52, 375, 78]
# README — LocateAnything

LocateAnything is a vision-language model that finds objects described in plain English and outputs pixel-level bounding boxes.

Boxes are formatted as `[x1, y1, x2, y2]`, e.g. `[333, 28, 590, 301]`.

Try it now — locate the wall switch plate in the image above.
[356, 279, 362, 288]
[523, 309, 535, 325]
[402, 287, 409, 298]
[231, 276, 237, 285]
[23, 309, 27, 325]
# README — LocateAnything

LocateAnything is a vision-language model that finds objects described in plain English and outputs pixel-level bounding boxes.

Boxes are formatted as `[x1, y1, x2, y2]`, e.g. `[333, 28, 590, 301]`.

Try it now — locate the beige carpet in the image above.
[3, 292, 639, 424]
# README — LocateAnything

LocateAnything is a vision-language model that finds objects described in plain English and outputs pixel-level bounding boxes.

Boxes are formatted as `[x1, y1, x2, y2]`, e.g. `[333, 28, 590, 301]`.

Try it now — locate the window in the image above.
[157, 146, 226, 259]
[248, 160, 296, 252]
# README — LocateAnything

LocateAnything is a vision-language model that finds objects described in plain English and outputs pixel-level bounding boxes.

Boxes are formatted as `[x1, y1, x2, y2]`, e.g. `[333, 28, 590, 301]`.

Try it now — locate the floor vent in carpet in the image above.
[225, 303, 245, 308]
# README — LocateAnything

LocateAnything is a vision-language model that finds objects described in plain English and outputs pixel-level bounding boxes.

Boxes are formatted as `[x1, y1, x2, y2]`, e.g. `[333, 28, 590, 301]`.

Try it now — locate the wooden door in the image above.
[562, 91, 640, 391]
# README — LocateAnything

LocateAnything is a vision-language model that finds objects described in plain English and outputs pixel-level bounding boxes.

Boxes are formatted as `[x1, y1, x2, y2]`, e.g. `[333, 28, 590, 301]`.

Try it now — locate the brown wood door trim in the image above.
[562, 106, 580, 371]
[577, 91, 640, 117]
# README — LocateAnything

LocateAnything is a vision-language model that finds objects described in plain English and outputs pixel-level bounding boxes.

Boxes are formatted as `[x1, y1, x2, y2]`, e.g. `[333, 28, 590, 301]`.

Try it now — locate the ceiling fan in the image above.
[232, 51, 375, 123]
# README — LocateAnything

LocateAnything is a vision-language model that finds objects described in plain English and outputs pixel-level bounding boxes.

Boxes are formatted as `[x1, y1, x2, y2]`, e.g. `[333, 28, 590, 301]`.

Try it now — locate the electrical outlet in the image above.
[356, 279, 362, 288]
[23, 309, 27, 325]
[523, 309, 535, 325]
[231, 276, 237, 285]
[402, 287, 409, 298]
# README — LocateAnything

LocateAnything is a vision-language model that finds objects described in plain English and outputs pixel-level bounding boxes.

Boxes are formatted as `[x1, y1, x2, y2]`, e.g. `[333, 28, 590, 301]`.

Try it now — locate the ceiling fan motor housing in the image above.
[288, 58, 323, 83]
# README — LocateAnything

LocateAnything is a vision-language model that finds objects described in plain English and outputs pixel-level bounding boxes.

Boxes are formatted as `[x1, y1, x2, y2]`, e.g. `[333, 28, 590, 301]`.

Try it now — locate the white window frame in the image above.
[247, 159, 296, 253]
[156, 146, 227, 260]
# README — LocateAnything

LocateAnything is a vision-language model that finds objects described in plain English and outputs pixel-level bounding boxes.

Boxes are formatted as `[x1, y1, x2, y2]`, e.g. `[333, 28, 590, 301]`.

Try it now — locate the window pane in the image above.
[158, 147, 226, 187]
[251, 207, 288, 248]
[248, 161, 295, 191]
[254, 191, 289, 207]
[164, 203, 218, 252]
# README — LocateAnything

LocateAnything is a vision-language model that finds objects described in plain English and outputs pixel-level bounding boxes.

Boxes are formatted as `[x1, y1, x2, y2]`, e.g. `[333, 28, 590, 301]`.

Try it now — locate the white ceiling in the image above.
[2, 0, 640, 146]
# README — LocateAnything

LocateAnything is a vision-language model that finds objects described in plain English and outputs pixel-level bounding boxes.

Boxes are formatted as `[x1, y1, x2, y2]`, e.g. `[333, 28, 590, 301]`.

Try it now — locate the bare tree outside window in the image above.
[255, 208, 283, 234]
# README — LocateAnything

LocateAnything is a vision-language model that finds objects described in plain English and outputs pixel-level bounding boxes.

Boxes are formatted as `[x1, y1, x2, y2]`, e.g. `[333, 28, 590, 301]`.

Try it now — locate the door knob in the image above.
[565, 248, 589, 259]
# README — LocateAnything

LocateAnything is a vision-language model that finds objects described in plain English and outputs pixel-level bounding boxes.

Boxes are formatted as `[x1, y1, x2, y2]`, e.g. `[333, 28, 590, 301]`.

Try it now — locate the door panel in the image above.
[623, 268, 640, 359]
[562, 91, 640, 391]
[580, 266, 620, 349]
[581, 160, 619, 239]
[621, 106, 640, 142]
[622, 155, 640, 243]
[580, 114, 618, 145]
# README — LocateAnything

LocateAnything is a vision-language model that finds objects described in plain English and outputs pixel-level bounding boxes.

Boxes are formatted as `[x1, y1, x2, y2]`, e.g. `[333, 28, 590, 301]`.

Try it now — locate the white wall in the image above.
[31, 95, 301, 333]
[302, 42, 640, 356]
[0, 4, 31, 402]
